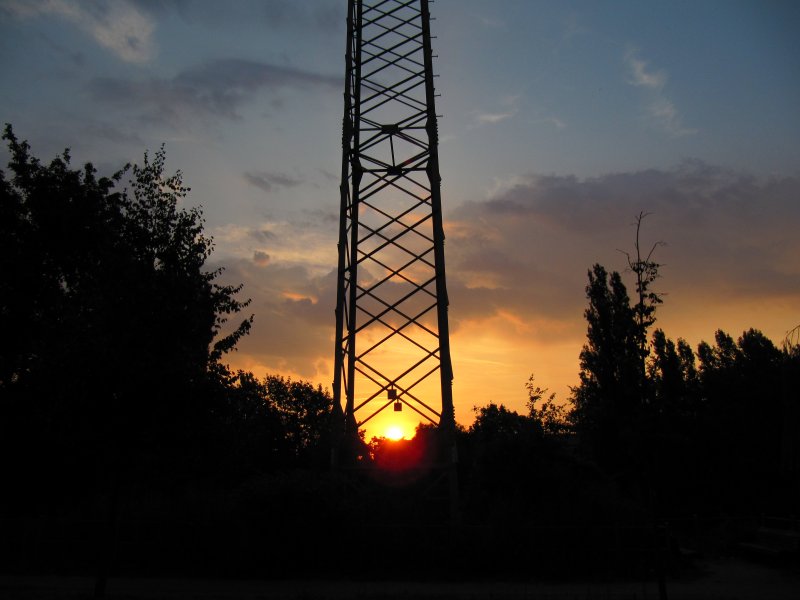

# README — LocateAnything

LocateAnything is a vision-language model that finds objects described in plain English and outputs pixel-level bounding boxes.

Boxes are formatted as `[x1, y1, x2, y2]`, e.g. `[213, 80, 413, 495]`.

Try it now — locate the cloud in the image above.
[474, 111, 514, 125]
[530, 116, 566, 130]
[624, 48, 696, 137]
[243, 170, 304, 194]
[81, 121, 145, 146]
[206, 210, 340, 380]
[131, 0, 343, 34]
[253, 251, 270, 267]
[211, 215, 336, 276]
[471, 95, 520, 127]
[87, 58, 339, 126]
[3, 0, 156, 63]
[208, 161, 800, 421]
[446, 162, 800, 335]
[212, 256, 336, 380]
[647, 98, 697, 137]
[626, 52, 666, 90]
[474, 14, 505, 29]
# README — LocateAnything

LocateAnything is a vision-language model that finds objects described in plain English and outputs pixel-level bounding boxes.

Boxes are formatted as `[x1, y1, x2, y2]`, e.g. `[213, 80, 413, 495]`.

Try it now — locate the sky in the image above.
[2, 0, 799, 438]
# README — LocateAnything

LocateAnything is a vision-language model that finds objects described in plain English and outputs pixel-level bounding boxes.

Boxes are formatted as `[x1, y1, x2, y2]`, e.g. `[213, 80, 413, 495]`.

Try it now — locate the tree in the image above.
[0, 126, 253, 503]
[619, 212, 664, 373]
[643, 329, 701, 511]
[694, 328, 785, 511]
[264, 374, 333, 467]
[470, 402, 541, 443]
[571, 214, 665, 476]
[781, 326, 800, 475]
[648, 329, 698, 418]
[525, 374, 571, 437]
[465, 403, 543, 514]
[570, 264, 643, 469]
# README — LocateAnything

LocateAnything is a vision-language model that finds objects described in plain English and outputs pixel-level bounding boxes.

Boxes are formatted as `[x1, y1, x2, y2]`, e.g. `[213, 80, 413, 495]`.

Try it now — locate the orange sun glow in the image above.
[385, 425, 404, 441]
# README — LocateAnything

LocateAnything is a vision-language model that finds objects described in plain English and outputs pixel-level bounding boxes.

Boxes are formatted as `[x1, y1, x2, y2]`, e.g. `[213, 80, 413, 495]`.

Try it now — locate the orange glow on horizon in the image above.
[385, 425, 404, 440]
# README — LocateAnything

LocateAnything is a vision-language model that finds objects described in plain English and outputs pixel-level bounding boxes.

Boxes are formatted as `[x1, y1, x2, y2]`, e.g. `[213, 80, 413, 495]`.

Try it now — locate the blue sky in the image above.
[2, 0, 798, 432]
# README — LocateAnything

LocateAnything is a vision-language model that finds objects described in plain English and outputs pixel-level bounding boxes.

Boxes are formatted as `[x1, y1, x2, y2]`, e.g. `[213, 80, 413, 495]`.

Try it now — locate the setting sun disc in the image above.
[385, 425, 404, 441]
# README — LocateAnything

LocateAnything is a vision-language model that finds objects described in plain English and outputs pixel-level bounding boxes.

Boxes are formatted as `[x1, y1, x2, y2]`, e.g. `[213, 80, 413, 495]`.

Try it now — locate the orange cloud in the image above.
[218, 161, 800, 439]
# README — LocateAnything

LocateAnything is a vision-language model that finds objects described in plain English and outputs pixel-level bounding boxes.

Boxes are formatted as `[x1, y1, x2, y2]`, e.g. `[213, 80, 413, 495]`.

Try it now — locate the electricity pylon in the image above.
[332, 0, 454, 459]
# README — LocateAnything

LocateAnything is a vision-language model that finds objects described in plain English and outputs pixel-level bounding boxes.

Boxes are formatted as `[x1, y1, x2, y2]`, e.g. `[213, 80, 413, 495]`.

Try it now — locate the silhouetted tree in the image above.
[470, 402, 541, 443]
[570, 264, 643, 471]
[695, 328, 784, 511]
[525, 374, 571, 437]
[619, 212, 664, 375]
[780, 329, 800, 475]
[264, 374, 333, 467]
[0, 126, 252, 506]
[640, 329, 702, 511]
[648, 329, 698, 419]
[466, 403, 543, 504]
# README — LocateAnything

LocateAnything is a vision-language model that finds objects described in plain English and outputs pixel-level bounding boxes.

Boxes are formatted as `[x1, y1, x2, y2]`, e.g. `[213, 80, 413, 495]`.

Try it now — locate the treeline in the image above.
[567, 232, 799, 518]
[2, 129, 798, 581]
[459, 224, 799, 533]
[0, 127, 356, 580]
[475, 263, 799, 523]
[0, 126, 333, 509]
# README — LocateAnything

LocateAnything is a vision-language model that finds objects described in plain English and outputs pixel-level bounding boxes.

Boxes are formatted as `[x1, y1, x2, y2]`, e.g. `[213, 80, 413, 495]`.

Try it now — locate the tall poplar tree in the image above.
[571, 264, 642, 468]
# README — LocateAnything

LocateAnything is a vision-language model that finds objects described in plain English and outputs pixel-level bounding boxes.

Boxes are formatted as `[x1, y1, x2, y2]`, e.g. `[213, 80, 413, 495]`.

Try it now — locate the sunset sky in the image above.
[2, 0, 798, 438]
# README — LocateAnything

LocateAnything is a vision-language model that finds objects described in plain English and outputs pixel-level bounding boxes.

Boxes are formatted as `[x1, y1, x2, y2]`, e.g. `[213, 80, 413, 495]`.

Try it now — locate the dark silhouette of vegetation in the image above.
[526, 374, 571, 437]
[571, 263, 645, 474]
[619, 211, 665, 374]
[570, 260, 797, 517]
[0, 128, 342, 586]
[1, 125, 252, 505]
[2, 131, 797, 588]
[561, 216, 798, 585]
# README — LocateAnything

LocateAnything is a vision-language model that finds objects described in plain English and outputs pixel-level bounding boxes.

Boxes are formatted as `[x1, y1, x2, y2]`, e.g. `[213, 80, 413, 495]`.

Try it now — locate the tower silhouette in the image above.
[332, 0, 454, 456]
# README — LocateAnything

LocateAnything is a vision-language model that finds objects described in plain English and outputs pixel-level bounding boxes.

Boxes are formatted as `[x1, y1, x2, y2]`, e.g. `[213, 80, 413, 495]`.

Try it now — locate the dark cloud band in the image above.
[88, 58, 339, 125]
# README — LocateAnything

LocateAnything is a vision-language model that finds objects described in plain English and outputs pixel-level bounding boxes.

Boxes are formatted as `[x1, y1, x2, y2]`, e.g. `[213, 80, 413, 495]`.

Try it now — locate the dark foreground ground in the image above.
[2, 558, 799, 600]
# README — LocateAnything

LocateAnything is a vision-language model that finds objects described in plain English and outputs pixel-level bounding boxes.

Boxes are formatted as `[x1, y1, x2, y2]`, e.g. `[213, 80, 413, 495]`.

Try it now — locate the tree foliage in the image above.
[696, 328, 785, 492]
[264, 374, 333, 467]
[619, 211, 664, 370]
[569, 238, 794, 513]
[470, 402, 541, 442]
[570, 264, 644, 469]
[207, 371, 334, 473]
[0, 125, 253, 499]
[525, 375, 571, 437]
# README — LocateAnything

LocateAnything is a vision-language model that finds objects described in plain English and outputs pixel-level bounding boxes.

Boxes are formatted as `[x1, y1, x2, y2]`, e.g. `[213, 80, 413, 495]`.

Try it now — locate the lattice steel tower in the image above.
[332, 0, 454, 454]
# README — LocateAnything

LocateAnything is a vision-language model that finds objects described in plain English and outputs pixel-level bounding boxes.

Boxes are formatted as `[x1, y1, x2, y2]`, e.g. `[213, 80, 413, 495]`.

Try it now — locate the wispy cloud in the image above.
[626, 52, 667, 90]
[471, 12, 505, 29]
[475, 111, 515, 125]
[131, 0, 344, 35]
[471, 95, 520, 127]
[81, 121, 145, 146]
[625, 48, 696, 137]
[3, 0, 156, 63]
[243, 170, 304, 194]
[529, 116, 566, 130]
[87, 58, 339, 127]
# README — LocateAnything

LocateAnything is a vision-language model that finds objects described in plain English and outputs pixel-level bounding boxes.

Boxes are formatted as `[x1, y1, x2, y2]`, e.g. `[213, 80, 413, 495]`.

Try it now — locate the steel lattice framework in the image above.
[333, 0, 454, 448]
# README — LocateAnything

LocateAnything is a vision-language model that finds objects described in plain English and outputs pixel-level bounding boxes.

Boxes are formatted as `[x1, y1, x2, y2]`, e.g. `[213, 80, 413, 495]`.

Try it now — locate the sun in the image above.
[385, 425, 404, 441]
